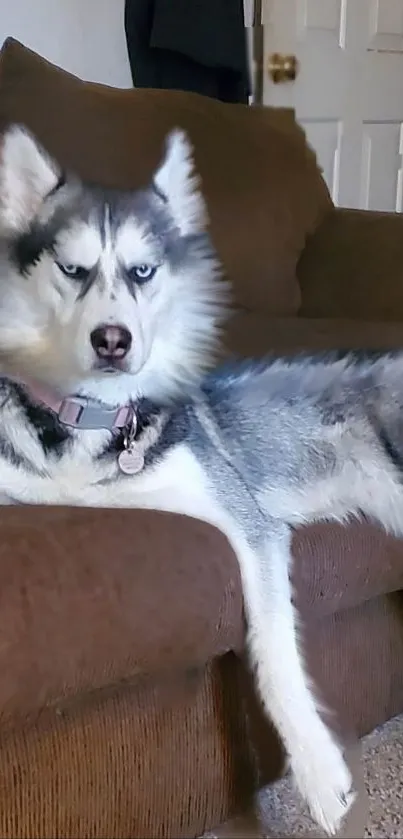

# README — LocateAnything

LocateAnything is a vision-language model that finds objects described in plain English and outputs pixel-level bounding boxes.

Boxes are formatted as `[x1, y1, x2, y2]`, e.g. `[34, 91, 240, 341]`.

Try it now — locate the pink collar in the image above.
[15, 377, 134, 432]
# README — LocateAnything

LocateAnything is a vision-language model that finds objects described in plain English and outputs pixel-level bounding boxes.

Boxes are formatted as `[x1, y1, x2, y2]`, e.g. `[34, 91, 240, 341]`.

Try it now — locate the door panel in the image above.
[259, 0, 403, 210]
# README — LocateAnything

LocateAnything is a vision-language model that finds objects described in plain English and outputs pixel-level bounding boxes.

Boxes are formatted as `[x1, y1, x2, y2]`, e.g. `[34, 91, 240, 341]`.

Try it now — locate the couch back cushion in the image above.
[0, 38, 332, 317]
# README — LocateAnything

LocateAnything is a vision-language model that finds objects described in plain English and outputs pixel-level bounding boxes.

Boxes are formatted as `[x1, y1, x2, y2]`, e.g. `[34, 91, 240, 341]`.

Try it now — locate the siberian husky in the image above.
[2, 123, 400, 834]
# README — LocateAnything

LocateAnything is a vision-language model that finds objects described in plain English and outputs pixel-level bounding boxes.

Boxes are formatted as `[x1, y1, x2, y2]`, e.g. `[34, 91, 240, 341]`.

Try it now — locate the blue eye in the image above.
[127, 264, 157, 283]
[56, 261, 90, 281]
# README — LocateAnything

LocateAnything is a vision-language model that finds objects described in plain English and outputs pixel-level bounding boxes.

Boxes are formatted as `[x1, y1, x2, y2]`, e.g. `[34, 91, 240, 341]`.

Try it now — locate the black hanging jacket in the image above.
[124, 0, 250, 103]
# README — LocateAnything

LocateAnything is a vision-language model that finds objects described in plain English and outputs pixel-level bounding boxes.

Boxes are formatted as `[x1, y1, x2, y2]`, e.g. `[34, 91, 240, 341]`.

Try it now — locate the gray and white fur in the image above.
[0, 123, 399, 835]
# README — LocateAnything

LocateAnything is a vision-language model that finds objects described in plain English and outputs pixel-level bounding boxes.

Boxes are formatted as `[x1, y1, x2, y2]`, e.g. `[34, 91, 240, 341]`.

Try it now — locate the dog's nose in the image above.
[90, 325, 132, 360]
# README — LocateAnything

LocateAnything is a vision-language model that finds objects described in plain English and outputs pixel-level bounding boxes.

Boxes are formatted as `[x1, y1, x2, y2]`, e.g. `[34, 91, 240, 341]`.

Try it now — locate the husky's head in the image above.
[0, 125, 227, 404]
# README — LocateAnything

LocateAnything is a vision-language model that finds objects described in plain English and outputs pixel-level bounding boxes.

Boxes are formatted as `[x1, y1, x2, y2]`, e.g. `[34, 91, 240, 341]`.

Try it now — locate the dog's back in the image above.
[197, 350, 403, 531]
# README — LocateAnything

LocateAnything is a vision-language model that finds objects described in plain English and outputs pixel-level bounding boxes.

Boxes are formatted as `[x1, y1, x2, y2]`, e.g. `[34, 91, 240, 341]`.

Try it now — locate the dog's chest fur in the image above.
[0, 381, 218, 517]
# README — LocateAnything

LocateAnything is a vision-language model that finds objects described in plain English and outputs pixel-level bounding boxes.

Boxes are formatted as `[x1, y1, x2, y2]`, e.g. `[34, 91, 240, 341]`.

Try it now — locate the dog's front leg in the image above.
[237, 524, 355, 835]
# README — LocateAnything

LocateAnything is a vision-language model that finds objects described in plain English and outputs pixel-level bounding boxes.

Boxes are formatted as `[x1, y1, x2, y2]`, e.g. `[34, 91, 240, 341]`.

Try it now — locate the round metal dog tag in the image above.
[118, 447, 144, 475]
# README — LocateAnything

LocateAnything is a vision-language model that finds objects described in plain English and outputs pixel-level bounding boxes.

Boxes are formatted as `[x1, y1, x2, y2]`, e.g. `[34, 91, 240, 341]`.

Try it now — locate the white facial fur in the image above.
[0, 125, 228, 405]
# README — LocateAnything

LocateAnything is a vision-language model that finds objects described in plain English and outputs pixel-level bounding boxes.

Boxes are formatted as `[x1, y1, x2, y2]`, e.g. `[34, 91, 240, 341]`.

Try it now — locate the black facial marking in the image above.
[119, 264, 159, 300]
[98, 201, 110, 245]
[56, 262, 90, 282]
[9, 170, 206, 304]
[12, 221, 58, 276]
[126, 265, 157, 284]
[121, 271, 138, 299]
[92, 186, 175, 248]
[11, 171, 71, 276]
[75, 266, 99, 300]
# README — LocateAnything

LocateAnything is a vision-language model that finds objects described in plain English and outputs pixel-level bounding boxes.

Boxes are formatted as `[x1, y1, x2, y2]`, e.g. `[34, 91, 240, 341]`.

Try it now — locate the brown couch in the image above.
[1, 38, 403, 839]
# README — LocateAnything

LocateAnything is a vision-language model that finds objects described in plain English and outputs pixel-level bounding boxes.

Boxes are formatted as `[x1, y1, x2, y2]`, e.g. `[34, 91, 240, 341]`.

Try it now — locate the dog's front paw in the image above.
[291, 736, 356, 835]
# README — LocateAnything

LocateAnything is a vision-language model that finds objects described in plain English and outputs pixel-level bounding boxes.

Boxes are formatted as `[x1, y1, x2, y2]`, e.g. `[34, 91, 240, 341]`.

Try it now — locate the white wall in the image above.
[0, 0, 132, 88]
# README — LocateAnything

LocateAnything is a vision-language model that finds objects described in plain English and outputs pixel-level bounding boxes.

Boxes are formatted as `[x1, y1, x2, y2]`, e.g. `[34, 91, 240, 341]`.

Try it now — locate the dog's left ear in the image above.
[153, 129, 207, 236]
[0, 124, 61, 234]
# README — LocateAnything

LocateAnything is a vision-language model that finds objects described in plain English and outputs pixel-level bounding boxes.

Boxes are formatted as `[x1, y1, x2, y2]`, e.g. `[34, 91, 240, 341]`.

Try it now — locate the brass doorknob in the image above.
[268, 53, 299, 83]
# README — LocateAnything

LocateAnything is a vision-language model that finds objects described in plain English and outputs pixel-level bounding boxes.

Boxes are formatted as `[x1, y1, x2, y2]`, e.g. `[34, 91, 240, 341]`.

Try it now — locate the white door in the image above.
[261, 0, 403, 211]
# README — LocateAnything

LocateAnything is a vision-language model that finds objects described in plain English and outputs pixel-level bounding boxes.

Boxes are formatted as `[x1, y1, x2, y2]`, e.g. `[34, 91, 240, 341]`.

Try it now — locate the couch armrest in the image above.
[298, 207, 403, 321]
[0, 507, 243, 731]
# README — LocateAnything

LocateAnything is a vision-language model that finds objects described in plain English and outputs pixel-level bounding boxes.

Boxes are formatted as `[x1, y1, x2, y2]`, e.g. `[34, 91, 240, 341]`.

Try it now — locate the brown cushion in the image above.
[1, 503, 402, 734]
[223, 310, 403, 359]
[0, 506, 243, 730]
[299, 207, 403, 321]
[294, 520, 403, 620]
[0, 37, 332, 316]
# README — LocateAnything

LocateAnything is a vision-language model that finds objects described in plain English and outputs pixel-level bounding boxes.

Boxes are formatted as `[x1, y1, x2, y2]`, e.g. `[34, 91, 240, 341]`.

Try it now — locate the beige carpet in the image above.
[206, 714, 403, 838]
[258, 714, 403, 837]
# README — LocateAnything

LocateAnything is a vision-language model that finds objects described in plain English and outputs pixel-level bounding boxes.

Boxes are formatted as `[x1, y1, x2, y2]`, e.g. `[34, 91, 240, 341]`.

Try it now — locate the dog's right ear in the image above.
[0, 124, 61, 234]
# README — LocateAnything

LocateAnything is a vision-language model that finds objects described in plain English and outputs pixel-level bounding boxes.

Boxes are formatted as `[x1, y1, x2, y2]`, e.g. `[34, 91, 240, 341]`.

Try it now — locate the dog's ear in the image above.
[0, 124, 61, 234]
[153, 129, 207, 236]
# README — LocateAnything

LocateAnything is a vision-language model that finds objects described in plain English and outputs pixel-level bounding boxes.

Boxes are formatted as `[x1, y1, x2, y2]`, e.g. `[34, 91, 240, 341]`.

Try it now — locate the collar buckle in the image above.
[58, 397, 134, 431]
